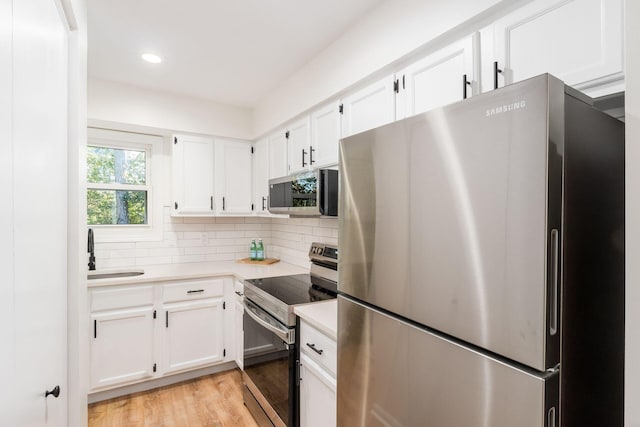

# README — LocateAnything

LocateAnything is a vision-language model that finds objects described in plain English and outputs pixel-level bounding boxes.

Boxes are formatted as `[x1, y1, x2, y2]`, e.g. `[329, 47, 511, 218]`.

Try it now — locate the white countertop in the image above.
[86, 260, 308, 288]
[294, 300, 337, 340]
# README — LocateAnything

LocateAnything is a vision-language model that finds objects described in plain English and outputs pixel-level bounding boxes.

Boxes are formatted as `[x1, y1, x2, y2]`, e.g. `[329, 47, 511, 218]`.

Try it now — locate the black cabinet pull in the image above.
[93, 319, 97, 338]
[222, 196, 226, 211]
[262, 197, 267, 211]
[463, 74, 472, 99]
[45, 385, 60, 398]
[235, 291, 244, 296]
[302, 149, 308, 167]
[306, 342, 324, 355]
[210, 196, 213, 210]
[166, 311, 169, 328]
[310, 145, 315, 165]
[494, 61, 503, 90]
[187, 289, 205, 294]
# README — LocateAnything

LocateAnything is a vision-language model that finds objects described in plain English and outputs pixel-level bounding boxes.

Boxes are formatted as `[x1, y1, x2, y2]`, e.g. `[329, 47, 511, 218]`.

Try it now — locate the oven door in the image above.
[243, 298, 297, 427]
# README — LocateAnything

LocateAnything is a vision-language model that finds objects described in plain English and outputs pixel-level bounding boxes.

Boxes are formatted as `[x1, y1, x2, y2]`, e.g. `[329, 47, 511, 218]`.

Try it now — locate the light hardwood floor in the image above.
[88, 369, 258, 427]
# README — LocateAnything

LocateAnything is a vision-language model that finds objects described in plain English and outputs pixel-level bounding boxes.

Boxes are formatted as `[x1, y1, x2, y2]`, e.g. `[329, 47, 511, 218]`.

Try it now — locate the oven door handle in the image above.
[244, 299, 294, 344]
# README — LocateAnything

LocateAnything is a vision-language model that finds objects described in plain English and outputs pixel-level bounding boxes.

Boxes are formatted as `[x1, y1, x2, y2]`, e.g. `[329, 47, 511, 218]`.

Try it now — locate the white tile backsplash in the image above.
[93, 206, 339, 269]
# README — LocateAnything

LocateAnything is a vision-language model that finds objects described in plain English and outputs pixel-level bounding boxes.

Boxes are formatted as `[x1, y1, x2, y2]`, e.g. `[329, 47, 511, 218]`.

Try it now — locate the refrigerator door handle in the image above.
[549, 229, 559, 336]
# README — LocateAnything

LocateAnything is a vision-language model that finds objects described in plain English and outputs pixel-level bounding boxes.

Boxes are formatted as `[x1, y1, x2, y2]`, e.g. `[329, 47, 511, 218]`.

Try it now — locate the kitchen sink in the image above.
[87, 270, 144, 280]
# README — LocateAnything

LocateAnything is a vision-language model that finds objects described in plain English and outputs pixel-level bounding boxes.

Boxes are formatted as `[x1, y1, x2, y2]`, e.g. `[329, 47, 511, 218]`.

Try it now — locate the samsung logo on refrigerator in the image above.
[486, 100, 526, 117]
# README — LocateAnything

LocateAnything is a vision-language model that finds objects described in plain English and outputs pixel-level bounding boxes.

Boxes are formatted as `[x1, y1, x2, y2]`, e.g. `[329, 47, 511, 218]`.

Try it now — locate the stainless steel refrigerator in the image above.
[337, 74, 624, 427]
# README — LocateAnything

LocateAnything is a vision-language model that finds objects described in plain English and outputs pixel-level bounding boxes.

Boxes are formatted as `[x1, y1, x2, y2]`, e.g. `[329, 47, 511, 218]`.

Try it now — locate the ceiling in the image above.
[88, 0, 386, 108]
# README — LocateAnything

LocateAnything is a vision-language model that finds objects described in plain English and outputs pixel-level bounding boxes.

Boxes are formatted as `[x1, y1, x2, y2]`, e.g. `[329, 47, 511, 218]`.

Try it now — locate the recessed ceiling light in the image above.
[141, 53, 162, 64]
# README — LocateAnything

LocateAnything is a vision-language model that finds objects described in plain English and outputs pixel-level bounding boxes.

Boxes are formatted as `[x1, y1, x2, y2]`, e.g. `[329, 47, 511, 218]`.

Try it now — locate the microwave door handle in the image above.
[244, 300, 291, 343]
[319, 170, 326, 215]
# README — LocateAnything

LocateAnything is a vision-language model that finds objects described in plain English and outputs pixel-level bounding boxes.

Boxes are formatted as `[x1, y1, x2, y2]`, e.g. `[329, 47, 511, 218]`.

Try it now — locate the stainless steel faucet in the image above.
[88, 228, 96, 271]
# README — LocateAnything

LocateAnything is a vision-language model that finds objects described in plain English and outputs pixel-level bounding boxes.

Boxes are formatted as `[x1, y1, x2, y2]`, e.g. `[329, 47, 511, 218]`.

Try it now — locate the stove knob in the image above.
[317, 248, 323, 255]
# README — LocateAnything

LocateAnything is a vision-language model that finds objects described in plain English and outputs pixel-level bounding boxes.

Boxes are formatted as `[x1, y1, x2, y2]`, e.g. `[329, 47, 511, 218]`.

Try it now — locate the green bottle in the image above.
[256, 239, 265, 261]
[250, 239, 257, 260]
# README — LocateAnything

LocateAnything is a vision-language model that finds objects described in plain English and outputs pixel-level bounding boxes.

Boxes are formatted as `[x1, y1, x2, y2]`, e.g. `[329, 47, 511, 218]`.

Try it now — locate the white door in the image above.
[215, 139, 253, 214]
[489, 0, 624, 96]
[311, 101, 341, 168]
[172, 134, 215, 215]
[1, 0, 69, 425]
[235, 300, 244, 370]
[163, 299, 225, 374]
[299, 353, 336, 427]
[341, 75, 396, 138]
[287, 117, 312, 174]
[269, 130, 288, 179]
[90, 307, 155, 390]
[396, 35, 475, 119]
[253, 138, 270, 214]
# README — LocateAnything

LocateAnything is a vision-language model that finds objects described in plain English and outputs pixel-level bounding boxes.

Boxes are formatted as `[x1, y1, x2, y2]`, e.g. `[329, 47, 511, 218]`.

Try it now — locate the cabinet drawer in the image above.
[300, 320, 336, 376]
[91, 285, 154, 312]
[163, 279, 224, 303]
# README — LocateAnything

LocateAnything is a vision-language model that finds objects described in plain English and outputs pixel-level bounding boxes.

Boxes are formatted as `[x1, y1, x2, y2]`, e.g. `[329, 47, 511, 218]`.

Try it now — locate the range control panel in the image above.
[309, 242, 338, 263]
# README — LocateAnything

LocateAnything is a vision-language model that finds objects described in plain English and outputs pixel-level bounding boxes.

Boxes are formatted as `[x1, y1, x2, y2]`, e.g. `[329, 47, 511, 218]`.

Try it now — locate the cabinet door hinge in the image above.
[153, 310, 157, 319]
[174, 136, 178, 144]
[285, 131, 290, 139]
[223, 349, 226, 357]
[339, 104, 344, 114]
[393, 79, 399, 93]
[153, 363, 157, 373]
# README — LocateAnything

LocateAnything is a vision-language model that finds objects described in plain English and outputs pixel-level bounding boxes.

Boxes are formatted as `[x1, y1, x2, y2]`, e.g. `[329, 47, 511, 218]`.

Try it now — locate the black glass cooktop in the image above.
[246, 274, 336, 306]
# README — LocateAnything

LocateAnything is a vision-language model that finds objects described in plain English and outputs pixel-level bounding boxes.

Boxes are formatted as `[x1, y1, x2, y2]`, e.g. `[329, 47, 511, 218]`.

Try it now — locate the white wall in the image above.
[88, 77, 253, 140]
[626, 1, 640, 426]
[252, 0, 509, 136]
[0, 0, 15, 424]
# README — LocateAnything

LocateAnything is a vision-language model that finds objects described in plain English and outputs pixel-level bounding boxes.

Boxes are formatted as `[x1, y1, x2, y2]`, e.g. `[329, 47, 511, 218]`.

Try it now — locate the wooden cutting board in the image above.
[236, 258, 280, 265]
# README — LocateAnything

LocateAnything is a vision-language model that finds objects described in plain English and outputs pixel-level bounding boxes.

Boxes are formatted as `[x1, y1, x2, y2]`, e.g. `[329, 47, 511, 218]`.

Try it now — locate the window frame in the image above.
[87, 127, 163, 242]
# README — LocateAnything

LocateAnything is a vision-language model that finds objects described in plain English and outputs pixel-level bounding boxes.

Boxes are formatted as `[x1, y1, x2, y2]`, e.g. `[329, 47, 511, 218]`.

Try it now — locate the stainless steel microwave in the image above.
[268, 169, 338, 216]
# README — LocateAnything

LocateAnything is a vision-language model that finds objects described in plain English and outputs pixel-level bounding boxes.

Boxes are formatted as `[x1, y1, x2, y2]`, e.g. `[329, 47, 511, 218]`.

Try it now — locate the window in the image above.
[87, 145, 149, 225]
[87, 127, 164, 242]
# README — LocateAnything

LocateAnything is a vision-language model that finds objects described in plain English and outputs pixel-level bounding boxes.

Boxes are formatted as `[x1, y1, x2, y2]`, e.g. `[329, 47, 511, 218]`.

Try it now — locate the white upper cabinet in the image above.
[269, 130, 288, 179]
[341, 75, 396, 138]
[253, 137, 270, 214]
[310, 101, 341, 168]
[172, 134, 215, 216]
[215, 139, 253, 215]
[485, 0, 624, 96]
[396, 35, 476, 120]
[287, 117, 312, 174]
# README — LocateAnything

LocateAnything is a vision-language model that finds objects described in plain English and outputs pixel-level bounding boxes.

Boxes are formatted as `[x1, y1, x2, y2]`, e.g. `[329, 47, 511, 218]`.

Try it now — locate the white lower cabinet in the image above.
[162, 299, 225, 374]
[90, 306, 155, 390]
[89, 278, 235, 393]
[234, 280, 244, 370]
[235, 299, 244, 370]
[299, 319, 337, 427]
[300, 353, 336, 427]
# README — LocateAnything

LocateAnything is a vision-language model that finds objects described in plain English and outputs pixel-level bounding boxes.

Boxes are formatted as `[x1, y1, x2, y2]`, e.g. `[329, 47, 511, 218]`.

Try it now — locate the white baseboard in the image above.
[88, 361, 239, 404]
